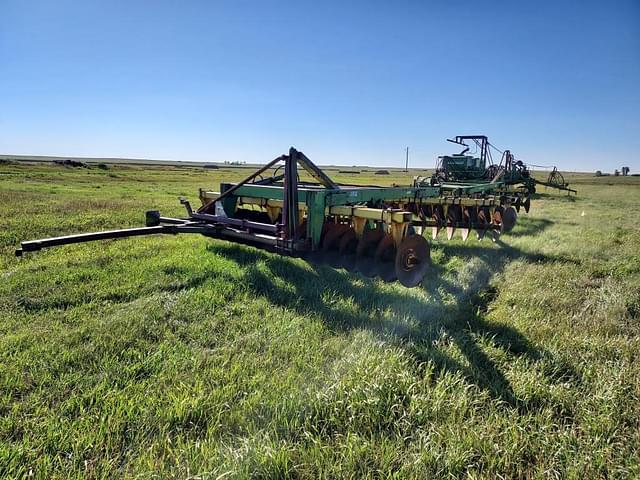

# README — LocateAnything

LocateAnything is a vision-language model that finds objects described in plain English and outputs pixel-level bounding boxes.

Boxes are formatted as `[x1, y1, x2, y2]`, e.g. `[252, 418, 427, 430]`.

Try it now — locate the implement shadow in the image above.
[205, 237, 580, 409]
[531, 191, 577, 202]
[506, 217, 553, 238]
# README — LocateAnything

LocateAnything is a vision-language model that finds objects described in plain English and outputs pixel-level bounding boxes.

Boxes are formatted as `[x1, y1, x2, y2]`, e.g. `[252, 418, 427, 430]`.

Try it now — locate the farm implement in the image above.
[16, 147, 528, 287]
[426, 135, 577, 195]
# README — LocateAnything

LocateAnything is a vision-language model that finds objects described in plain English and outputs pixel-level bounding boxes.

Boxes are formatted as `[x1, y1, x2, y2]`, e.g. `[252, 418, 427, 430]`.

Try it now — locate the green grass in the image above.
[1, 162, 639, 479]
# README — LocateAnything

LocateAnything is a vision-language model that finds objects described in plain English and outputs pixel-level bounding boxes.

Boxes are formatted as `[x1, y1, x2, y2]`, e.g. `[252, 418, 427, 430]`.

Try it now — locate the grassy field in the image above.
[1, 161, 639, 479]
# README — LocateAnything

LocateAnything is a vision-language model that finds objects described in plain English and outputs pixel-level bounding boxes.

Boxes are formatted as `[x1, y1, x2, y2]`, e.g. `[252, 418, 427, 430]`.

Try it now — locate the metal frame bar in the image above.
[16, 224, 211, 256]
[190, 212, 279, 233]
[197, 154, 287, 214]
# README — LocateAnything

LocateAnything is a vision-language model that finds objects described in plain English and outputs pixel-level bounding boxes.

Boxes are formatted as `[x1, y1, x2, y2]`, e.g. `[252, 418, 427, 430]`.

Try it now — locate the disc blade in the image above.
[322, 223, 350, 268]
[324, 250, 342, 268]
[395, 234, 430, 288]
[524, 197, 531, 213]
[338, 228, 357, 253]
[446, 205, 460, 240]
[356, 257, 377, 277]
[446, 226, 455, 240]
[340, 254, 357, 272]
[463, 207, 475, 242]
[460, 207, 473, 241]
[322, 223, 349, 251]
[431, 205, 444, 240]
[377, 261, 396, 282]
[356, 228, 384, 277]
[501, 206, 517, 233]
[338, 229, 358, 271]
[492, 206, 504, 225]
[475, 208, 489, 241]
[374, 233, 397, 282]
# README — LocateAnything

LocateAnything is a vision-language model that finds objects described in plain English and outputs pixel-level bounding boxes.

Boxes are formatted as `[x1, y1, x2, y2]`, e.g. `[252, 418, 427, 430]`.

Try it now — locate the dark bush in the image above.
[54, 159, 87, 168]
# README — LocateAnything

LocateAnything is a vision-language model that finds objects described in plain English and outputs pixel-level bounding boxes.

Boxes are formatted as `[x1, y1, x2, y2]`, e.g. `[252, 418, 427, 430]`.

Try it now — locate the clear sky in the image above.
[1, 0, 639, 171]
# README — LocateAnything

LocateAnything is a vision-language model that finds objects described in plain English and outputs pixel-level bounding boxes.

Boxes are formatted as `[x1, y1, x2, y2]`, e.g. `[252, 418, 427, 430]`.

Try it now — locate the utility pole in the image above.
[405, 147, 409, 172]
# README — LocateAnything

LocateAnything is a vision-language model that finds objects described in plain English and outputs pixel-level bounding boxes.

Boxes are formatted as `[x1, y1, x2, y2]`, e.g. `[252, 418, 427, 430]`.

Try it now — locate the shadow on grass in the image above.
[507, 217, 554, 238]
[204, 239, 580, 410]
[532, 191, 577, 202]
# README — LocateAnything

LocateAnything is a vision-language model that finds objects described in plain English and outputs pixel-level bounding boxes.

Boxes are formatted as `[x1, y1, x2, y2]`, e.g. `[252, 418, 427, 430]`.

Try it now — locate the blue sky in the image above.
[1, 0, 638, 171]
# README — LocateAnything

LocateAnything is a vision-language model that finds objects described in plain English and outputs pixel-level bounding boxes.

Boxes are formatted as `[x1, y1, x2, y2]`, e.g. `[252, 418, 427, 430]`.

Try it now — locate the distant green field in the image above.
[1, 161, 639, 478]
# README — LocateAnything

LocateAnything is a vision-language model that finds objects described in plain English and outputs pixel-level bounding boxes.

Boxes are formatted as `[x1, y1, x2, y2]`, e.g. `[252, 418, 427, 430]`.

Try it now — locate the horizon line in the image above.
[0, 152, 604, 174]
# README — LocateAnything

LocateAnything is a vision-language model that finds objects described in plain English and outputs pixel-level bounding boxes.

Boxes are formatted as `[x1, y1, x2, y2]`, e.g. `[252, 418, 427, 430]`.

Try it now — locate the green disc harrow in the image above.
[17, 146, 532, 287]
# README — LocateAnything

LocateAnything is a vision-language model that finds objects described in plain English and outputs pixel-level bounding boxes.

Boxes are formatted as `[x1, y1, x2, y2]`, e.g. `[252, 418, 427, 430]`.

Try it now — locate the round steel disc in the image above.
[501, 206, 517, 233]
[356, 228, 384, 277]
[374, 233, 397, 282]
[492, 206, 504, 225]
[338, 229, 358, 271]
[460, 207, 474, 241]
[356, 258, 377, 277]
[322, 224, 350, 268]
[446, 205, 460, 240]
[322, 224, 349, 251]
[476, 208, 489, 240]
[324, 249, 342, 268]
[395, 235, 430, 288]
[340, 254, 357, 272]
[431, 205, 444, 239]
